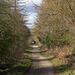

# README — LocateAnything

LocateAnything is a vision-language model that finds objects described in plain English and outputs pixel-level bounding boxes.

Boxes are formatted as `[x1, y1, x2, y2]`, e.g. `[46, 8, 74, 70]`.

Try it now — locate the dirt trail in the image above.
[25, 45, 54, 75]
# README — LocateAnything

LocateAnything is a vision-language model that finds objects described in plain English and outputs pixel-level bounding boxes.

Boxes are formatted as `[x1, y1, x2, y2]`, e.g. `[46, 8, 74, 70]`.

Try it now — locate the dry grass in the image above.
[40, 46, 75, 75]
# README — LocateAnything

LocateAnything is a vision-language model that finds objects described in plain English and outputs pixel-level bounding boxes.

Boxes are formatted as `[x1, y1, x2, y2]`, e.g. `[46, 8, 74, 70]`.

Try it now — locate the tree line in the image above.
[0, 0, 30, 66]
[33, 0, 75, 49]
[33, 0, 75, 73]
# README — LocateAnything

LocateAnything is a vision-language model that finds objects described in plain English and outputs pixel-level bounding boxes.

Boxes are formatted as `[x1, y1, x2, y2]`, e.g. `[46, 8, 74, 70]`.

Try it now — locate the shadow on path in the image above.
[25, 66, 54, 75]
[25, 46, 54, 75]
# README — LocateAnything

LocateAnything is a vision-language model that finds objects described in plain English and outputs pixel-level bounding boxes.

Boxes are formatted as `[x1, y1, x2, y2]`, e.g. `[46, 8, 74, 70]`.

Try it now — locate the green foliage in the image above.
[60, 37, 70, 46]
[0, 0, 30, 67]
[0, 1, 14, 61]
[45, 32, 52, 48]
[68, 72, 74, 75]
[38, 37, 42, 43]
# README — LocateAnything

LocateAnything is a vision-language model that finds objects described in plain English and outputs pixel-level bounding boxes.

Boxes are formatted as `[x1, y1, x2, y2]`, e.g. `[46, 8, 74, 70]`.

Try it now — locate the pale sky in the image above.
[19, 0, 42, 29]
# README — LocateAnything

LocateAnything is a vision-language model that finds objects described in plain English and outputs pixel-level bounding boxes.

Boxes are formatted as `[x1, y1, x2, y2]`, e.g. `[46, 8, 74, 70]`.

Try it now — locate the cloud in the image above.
[27, 5, 36, 13]
[27, 13, 37, 24]
[26, 13, 37, 28]
[21, 0, 42, 29]
[28, 13, 37, 22]
[31, 0, 42, 5]
[24, 0, 42, 6]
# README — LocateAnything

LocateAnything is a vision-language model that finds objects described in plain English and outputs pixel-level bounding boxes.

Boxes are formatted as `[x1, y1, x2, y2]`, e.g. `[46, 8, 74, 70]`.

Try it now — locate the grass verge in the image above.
[40, 49, 75, 75]
[0, 48, 32, 75]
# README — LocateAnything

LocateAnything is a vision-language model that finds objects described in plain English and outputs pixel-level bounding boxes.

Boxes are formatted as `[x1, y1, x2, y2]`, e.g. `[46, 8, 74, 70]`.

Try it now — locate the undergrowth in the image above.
[0, 48, 32, 75]
[40, 48, 75, 75]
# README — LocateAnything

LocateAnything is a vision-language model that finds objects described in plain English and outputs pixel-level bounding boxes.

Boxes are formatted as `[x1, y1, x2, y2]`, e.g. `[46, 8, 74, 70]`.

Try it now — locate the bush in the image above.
[0, 1, 30, 66]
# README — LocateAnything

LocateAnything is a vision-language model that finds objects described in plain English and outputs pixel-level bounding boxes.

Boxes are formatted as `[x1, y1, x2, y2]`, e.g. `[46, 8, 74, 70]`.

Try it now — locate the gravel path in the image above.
[25, 46, 54, 75]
